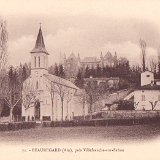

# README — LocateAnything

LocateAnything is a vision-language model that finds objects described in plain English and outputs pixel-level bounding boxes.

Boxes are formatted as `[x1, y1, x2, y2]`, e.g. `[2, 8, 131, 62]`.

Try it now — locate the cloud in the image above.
[8, 30, 158, 67]
[101, 41, 157, 65]
[7, 17, 159, 67]
[8, 35, 34, 66]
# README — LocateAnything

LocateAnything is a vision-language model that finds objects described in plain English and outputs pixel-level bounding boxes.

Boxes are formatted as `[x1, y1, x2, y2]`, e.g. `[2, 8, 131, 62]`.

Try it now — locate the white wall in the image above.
[22, 76, 84, 121]
[134, 90, 160, 110]
[31, 52, 48, 76]
[141, 71, 154, 86]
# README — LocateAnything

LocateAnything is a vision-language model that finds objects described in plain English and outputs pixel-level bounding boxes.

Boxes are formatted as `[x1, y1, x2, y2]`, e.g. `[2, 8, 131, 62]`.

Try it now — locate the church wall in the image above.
[22, 27, 83, 122]
[23, 106, 35, 121]
[22, 81, 85, 121]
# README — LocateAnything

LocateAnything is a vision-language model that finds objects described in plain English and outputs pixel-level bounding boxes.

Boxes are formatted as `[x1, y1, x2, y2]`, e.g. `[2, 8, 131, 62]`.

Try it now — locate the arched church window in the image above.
[38, 56, 40, 67]
[34, 57, 36, 68]
[36, 81, 38, 90]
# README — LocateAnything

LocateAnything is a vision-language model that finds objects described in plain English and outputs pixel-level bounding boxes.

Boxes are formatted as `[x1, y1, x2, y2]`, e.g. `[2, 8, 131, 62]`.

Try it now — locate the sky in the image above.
[1, 0, 160, 67]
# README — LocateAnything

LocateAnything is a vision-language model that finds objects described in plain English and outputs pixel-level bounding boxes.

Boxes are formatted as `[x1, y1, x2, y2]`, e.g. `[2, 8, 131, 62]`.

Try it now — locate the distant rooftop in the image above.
[44, 74, 79, 90]
[84, 77, 119, 81]
[81, 57, 99, 63]
[138, 84, 160, 90]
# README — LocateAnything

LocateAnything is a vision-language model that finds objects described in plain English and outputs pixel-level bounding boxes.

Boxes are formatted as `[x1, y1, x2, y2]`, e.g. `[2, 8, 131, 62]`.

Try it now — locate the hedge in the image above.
[0, 122, 36, 131]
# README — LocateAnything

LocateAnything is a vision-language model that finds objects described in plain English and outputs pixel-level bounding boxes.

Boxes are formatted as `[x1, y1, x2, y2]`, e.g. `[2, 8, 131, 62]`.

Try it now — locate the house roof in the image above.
[44, 74, 79, 90]
[68, 53, 76, 59]
[81, 57, 98, 63]
[102, 89, 131, 105]
[141, 70, 154, 74]
[31, 27, 49, 55]
[138, 84, 160, 90]
[84, 77, 119, 81]
[104, 51, 112, 59]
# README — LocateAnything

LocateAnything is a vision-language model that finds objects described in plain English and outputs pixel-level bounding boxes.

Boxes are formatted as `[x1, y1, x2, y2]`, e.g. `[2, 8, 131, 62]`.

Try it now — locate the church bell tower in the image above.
[30, 25, 49, 77]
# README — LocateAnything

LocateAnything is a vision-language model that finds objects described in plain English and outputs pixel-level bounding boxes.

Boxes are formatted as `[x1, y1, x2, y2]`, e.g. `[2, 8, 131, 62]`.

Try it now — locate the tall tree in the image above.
[55, 78, 77, 121]
[0, 19, 8, 94]
[58, 64, 65, 78]
[140, 39, 147, 72]
[84, 66, 90, 78]
[96, 64, 102, 77]
[149, 58, 157, 74]
[46, 81, 56, 121]
[0, 19, 8, 72]
[3, 67, 23, 122]
[54, 63, 59, 76]
[22, 65, 27, 81]
[85, 81, 102, 119]
[48, 65, 55, 75]
[75, 69, 84, 88]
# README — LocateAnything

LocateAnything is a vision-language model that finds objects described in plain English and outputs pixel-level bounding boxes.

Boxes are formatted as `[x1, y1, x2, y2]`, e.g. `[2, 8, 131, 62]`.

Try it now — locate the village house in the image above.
[22, 26, 86, 121]
[124, 71, 160, 110]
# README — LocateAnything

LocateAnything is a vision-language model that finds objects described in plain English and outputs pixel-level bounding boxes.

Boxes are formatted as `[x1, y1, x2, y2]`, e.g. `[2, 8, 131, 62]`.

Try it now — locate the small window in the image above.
[36, 81, 38, 90]
[146, 75, 150, 77]
[34, 57, 36, 68]
[142, 95, 145, 101]
[38, 56, 40, 67]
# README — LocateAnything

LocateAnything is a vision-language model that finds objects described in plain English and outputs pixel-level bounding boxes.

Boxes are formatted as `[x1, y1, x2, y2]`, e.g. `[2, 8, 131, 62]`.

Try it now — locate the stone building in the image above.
[22, 26, 83, 121]
[63, 51, 118, 78]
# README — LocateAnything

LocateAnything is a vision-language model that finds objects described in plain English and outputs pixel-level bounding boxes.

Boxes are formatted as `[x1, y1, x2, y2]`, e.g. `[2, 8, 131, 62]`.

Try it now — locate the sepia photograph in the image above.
[0, 0, 160, 160]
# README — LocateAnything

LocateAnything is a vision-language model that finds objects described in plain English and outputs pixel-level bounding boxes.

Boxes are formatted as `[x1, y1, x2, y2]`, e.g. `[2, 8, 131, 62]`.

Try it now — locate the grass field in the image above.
[0, 124, 160, 145]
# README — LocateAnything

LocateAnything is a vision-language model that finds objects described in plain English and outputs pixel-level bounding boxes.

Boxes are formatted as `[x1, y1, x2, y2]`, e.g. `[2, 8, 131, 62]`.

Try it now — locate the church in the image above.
[22, 26, 83, 121]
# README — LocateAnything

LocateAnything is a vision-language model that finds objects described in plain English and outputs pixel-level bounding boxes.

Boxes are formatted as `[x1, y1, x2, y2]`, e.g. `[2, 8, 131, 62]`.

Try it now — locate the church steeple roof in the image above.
[31, 26, 49, 54]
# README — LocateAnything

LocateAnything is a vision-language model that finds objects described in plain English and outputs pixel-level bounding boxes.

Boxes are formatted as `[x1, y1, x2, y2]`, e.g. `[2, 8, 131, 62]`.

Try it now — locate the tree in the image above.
[134, 102, 139, 110]
[90, 66, 95, 78]
[48, 65, 55, 75]
[149, 58, 157, 74]
[157, 47, 160, 77]
[22, 79, 39, 120]
[140, 39, 146, 72]
[46, 81, 56, 121]
[84, 66, 90, 78]
[23, 63, 31, 78]
[55, 77, 77, 121]
[0, 19, 8, 73]
[0, 19, 8, 96]
[0, 98, 9, 117]
[149, 101, 158, 110]
[55, 81, 67, 122]
[84, 81, 102, 119]
[22, 66, 27, 81]
[75, 69, 84, 88]
[65, 88, 75, 120]
[54, 63, 59, 76]
[74, 89, 86, 120]
[96, 64, 102, 77]
[3, 67, 23, 122]
[117, 100, 134, 110]
[58, 64, 65, 78]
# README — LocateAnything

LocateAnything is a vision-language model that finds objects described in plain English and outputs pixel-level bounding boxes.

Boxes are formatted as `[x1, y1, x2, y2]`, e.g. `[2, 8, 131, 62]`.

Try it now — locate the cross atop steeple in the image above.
[31, 25, 49, 55]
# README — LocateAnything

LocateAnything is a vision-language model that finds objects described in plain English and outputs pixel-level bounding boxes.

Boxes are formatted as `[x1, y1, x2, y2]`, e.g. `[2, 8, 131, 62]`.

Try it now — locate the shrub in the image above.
[117, 100, 134, 110]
